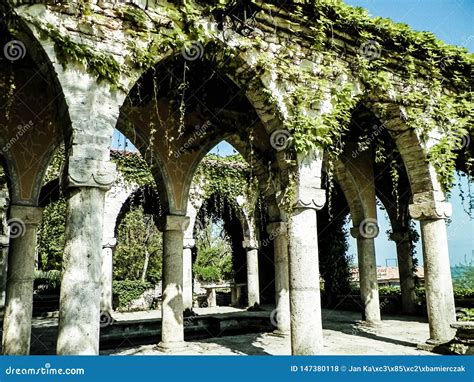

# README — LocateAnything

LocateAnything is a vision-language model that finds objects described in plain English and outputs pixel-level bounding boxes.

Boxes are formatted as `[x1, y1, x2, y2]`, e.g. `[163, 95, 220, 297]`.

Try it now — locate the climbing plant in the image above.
[9, 0, 470, 194]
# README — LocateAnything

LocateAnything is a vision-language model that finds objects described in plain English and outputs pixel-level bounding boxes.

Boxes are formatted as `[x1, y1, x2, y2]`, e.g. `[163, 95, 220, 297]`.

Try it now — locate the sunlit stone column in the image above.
[57, 160, 116, 355]
[267, 222, 290, 336]
[2, 205, 43, 355]
[182, 238, 195, 312]
[158, 215, 189, 350]
[350, 223, 381, 322]
[243, 239, 260, 308]
[0, 190, 10, 311]
[100, 237, 116, 317]
[390, 230, 416, 314]
[410, 198, 456, 343]
[288, 187, 325, 355]
[0, 235, 8, 311]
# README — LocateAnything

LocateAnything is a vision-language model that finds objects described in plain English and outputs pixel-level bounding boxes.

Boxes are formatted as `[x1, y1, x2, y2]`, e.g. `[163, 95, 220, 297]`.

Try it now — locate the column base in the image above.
[247, 303, 263, 312]
[416, 339, 451, 354]
[155, 341, 186, 353]
[183, 308, 197, 318]
[270, 329, 290, 338]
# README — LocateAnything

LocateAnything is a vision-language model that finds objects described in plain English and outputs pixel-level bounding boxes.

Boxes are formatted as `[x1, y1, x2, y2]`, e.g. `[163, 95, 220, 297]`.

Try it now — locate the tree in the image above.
[193, 219, 233, 283]
[37, 198, 66, 271]
[114, 206, 162, 283]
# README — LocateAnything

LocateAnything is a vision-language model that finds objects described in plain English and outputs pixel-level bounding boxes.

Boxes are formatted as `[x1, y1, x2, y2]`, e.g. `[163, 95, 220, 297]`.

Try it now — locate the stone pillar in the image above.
[409, 199, 456, 343]
[288, 188, 325, 355]
[158, 215, 189, 350]
[57, 161, 116, 355]
[267, 222, 290, 336]
[182, 238, 195, 311]
[0, 235, 8, 311]
[206, 288, 217, 308]
[2, 205, 43, 355]
[0, 190, 9, 312]
[231, 285, 242, 306]
[243, 239, 260, 308]
[100, 237, 116, 317]
[350, 224, 381, 322]
[390, 230, 416, 314]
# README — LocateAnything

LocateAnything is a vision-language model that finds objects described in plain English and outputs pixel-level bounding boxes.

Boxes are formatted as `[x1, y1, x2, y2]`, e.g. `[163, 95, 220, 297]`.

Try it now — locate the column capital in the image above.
[409, 201, 452, 221]
[183, 238, 195, 249]
[295, 187, 326, 210]
[159, 215, 190, 232]
[243, 239, 259, 250]
[102, 237, 117, 249]
[9, 205, 43, 226]
[66, 158, 116, 190]
[266, 222, 287, 236]
[350, 218, 379, 239]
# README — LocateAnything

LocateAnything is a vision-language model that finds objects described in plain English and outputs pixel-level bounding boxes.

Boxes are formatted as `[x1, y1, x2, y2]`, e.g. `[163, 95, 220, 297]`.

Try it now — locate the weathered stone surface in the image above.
[57, 187, 106, 355]
[288, 207, 323, 354]
[267, 222, 290, 337]
[2, 205, 43, 355]
[158, 215, 189, 350]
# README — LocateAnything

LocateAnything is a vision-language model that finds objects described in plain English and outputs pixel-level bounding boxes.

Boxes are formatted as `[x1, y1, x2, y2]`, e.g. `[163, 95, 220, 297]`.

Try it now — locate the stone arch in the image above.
[366, 102, 444, 203]
[116, 50, 287, 218]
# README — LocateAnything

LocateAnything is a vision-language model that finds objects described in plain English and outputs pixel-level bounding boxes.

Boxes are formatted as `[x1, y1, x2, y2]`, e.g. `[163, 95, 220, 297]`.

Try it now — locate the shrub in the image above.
[457, 308, 474, 322]
[378, 286, 401, 296]
[112, 280, 152, 310]
[34, 270, 61, 294]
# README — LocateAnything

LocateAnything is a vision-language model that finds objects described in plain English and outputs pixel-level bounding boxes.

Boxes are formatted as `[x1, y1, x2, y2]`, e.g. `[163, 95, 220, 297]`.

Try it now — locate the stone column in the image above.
[350, 224, 381, 322]
[0, 190, 9, 311]
[390, 230, 417, 314]
[243, 239, 260, 308]
[182, 238, 195, 312]
[288, 188, 325, 355]
[231, 285, 242, 306]
[267, 222, 290, 336]
[158, 215, 189, 350]
[409, 199, 456, 343]
[100, 237, 116, 317]
[0, 235, 8, 311]
[2, 205, 43, 355]
[206, 288, 217, 308]
[56, 161, 116, 355]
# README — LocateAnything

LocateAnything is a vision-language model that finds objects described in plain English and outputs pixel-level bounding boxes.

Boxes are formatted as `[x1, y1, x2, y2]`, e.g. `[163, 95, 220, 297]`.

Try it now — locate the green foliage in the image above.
[352, 285, 474, 299]
[114, 206, 163, 283]
[318, 212, 351, 306]
[378, 286, 403, 297]
[193, 219, 233, 283]
[452, 265, 474, 289]
[28, 19, 122, 85]
[34, 270, 61, 294]
[111, 151, 155, 186]
[16, 0, 472, 193]
[193, 154, 252, 201]
[112, 279, 152, 310]
[37, 198, 66, 271]
[118, 5, 148, 30]
[457, 308, 474, 322]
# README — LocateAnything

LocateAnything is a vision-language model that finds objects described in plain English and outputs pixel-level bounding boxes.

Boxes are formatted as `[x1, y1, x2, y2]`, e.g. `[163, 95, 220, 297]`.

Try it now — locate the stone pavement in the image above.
[101, 308, 434, 356]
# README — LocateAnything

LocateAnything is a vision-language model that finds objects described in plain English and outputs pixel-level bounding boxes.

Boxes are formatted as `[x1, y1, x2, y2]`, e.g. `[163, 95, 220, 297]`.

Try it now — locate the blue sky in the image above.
[113, 0, 473, 267]
[341, 0, 474, 266]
